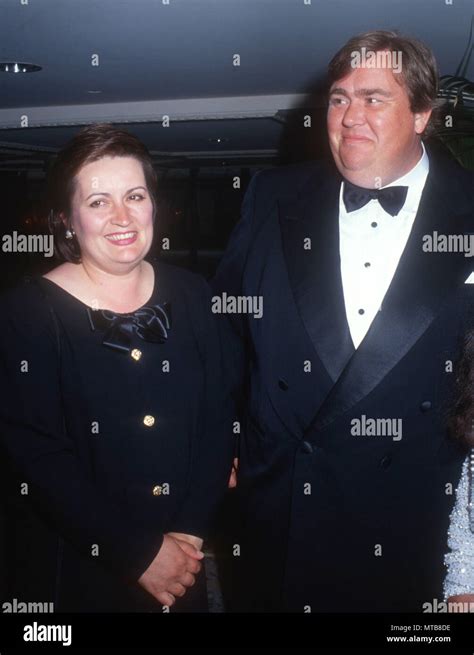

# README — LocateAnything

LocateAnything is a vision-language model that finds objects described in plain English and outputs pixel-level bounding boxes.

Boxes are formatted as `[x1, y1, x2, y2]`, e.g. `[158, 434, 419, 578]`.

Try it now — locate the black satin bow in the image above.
[343, 180, 408, 216]
[87, 302, 171, 354]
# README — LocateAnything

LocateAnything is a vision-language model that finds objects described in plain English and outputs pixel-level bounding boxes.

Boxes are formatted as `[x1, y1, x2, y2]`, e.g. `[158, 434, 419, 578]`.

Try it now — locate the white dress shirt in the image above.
[338, 143, 429, 349]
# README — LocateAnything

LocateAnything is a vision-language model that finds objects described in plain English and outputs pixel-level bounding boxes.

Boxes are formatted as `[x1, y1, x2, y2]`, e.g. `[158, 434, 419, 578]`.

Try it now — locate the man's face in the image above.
[327, 61, 431, 188]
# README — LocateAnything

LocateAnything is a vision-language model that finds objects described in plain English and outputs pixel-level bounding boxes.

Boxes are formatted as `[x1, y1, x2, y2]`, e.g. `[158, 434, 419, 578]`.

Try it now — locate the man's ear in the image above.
[414, 109, 432, 135]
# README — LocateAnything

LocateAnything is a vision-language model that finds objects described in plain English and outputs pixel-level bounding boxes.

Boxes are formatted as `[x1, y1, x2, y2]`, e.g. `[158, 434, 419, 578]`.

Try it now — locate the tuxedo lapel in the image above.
[309, 154, 474, 432]
[278, 165, 355, 383]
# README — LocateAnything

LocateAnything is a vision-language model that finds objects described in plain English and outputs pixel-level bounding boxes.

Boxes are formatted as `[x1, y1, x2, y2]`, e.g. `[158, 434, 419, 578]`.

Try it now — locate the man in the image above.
[213, 31, 474, 612]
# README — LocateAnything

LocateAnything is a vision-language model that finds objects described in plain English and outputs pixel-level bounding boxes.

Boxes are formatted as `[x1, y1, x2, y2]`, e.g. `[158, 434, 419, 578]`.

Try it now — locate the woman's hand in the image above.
[167, 531, 204, 552]
[446, 594, 474, 611]
[137, 533, 203, 606]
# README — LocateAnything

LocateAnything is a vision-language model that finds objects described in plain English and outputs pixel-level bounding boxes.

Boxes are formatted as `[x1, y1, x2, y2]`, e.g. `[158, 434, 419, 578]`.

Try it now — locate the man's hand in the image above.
[228, 457, 238, 488]
[137, 533, 204, 606]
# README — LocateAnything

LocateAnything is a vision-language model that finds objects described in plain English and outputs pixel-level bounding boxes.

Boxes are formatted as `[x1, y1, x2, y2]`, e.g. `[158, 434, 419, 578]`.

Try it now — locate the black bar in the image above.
[1, 612, 474, 650]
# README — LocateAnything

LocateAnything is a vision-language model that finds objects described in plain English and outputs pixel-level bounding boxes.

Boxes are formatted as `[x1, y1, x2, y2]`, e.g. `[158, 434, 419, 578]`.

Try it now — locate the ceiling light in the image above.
[0, 62, 42, 73]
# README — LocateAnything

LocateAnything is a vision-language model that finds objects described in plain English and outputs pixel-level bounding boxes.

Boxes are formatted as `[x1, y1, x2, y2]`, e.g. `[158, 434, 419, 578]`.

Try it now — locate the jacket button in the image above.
[143, 415, 155, 427]
[420, 401, 432, 412]
[152, 485, 162, 496]
[278, 378, 289, 391]
[380, 455, 392, 469]
[301, 441, 313, 454]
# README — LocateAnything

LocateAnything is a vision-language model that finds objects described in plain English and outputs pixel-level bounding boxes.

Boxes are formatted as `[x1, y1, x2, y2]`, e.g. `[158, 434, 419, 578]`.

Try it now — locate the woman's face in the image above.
[68, 155, 154, 273]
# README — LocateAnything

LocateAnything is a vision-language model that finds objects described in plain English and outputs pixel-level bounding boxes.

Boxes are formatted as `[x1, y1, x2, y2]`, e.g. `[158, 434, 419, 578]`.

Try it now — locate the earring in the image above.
[65, 229, 75, 240]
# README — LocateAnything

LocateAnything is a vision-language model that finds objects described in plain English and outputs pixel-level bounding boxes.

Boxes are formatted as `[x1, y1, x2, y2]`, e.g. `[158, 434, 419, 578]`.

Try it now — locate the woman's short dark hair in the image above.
[327, 30, 443, 138]
[47, 123, 158, 263]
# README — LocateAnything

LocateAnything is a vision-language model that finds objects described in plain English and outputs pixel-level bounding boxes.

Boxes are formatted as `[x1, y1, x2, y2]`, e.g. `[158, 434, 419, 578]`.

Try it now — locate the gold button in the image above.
[143, 414, 155, 427]
[152, 485, 162, 496]
[131, 348, 142, 361]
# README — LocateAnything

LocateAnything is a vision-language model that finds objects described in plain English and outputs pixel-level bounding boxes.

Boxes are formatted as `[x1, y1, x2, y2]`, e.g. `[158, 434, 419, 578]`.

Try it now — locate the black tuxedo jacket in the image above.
[213, 149, 474, 612]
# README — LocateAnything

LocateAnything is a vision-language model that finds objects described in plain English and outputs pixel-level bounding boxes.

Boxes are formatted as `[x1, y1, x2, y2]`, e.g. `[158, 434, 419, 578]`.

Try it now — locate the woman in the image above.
[444, 331, 474, 606]
[0, 124, 234, 612]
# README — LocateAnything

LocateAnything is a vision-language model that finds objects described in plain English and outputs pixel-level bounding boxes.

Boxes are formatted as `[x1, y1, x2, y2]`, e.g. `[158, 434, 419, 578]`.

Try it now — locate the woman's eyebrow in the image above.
[85, 186, 147, 201]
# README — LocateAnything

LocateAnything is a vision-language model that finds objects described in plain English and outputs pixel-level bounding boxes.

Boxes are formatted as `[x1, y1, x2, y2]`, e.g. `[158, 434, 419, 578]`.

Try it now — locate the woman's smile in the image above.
[104, 230, 138, 246]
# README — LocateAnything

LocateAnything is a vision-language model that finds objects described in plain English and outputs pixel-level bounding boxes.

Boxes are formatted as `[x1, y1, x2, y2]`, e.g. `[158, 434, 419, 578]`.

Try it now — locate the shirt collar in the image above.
[381, 141, 429, 214]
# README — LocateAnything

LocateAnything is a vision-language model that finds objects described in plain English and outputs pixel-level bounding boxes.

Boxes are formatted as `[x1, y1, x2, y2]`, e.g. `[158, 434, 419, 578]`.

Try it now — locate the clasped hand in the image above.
[138, 532, 204, 606]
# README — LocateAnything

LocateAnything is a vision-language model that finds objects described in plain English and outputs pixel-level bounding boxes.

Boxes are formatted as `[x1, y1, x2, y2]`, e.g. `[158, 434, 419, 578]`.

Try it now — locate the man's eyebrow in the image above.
[329, 87, 349, 97]
[329, 87, 393, 98]
[356, 88, 393, 98]
[85, 186, 147, 201]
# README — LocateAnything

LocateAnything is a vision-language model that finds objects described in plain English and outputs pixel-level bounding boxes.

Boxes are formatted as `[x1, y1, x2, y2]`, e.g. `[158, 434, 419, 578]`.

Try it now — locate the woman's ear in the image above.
[60, 211, 75, 233]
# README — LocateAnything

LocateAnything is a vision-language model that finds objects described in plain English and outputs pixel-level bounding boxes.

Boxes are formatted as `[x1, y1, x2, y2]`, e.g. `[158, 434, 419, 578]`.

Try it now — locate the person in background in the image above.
[444, 331, 474, 608]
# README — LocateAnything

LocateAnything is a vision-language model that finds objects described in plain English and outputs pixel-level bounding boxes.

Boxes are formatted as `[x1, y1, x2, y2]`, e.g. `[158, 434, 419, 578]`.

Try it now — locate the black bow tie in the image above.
[87, 302, 171, 354]
[343, 180, 408, 216]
